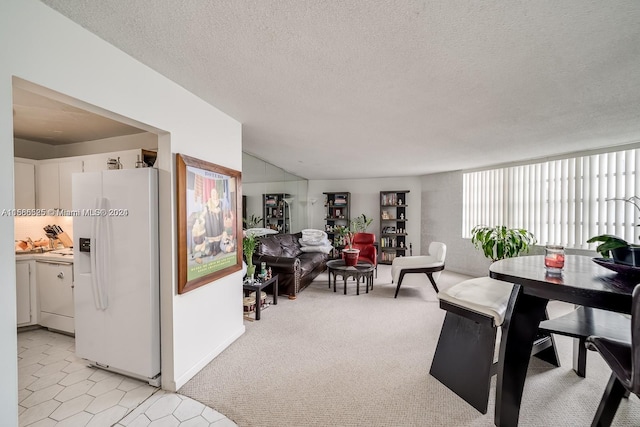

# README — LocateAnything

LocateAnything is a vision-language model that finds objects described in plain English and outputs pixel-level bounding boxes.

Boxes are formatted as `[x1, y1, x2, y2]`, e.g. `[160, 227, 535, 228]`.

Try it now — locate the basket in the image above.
[243, 296, 256, 312]
[249, 291, 267, 306]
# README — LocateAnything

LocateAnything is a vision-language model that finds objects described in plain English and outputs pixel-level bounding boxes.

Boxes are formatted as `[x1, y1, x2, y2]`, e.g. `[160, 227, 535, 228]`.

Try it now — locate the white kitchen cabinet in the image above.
[36, 160, 82, 210]
[34, 150, 156, 210]
[16, 260, 37, 326]
[14, 160, 36, 209]
[58, 161, 83, 209]
[37, 260, 74, 334]
[36, 162, 59, 210]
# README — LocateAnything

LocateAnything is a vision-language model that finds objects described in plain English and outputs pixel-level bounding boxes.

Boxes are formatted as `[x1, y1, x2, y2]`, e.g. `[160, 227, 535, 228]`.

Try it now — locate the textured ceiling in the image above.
[39, 0, 640, 179]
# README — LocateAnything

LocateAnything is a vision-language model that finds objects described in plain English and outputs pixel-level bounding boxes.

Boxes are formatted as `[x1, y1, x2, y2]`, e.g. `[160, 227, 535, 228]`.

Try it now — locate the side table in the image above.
[243, 274, 278, 320]
[326, 260, 374, 295]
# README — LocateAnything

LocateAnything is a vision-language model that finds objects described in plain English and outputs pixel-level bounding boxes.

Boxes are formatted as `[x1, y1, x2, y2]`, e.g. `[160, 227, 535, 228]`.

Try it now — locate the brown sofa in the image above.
[252, 232, 329, 298]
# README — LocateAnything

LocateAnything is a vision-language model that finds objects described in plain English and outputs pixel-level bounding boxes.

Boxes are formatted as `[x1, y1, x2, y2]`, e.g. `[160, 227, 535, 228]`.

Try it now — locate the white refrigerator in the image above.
[72, 168, 160, 386]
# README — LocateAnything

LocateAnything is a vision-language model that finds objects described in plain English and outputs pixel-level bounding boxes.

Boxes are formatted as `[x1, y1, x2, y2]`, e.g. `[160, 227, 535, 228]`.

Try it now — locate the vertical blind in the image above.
[462, 148, 640, 249]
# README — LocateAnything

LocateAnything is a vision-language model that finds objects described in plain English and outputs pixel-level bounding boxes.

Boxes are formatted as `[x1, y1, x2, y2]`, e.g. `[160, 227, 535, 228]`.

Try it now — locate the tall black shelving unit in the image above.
[263, 193, 291, 233]
[323, 192, 350, 246]
[379, 190, 409, 264]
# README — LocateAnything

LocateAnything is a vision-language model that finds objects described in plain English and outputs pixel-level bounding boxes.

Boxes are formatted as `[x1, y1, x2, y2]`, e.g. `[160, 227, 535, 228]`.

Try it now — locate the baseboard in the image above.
[173, 325, 246, 391]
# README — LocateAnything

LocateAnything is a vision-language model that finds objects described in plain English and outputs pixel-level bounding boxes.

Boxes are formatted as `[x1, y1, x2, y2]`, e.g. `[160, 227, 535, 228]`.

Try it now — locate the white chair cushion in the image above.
[438, 277, 514, 326]
[390, 242, 447, 284]
[391, 256, 442, 283]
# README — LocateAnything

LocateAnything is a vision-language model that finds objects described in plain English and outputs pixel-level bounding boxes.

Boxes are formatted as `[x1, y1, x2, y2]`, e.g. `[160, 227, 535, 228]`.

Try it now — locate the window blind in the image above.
[462, 148, 640, 249]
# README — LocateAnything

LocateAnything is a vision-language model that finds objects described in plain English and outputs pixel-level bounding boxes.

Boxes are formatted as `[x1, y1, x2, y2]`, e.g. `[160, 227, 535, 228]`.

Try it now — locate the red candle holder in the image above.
[544, 245, 565, 273]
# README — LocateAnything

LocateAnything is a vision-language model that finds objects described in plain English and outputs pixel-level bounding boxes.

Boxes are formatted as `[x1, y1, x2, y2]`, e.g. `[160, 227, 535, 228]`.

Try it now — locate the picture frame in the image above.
[176, 153, 243, 294]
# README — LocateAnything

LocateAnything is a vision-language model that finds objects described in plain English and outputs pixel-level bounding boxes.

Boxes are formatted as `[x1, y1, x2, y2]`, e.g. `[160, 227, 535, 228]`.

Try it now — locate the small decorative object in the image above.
[267, 267, 272, 280]
[135, 155, 148, 168]
[544, 245, 565, 273]
[400, 213, 404, 219]
[400, 242, 404, 248]
[250, 291, 267, 307]
[398, 199, 402, 205]
[107, 157, 122, 170]
[343, 248, 360, 266]
[261, 262, 267, 276]
[243, 296, 256, 313]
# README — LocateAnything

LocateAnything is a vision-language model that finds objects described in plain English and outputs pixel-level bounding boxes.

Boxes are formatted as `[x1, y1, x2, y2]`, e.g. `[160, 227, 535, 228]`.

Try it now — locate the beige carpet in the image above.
[179, 265, 640, 426]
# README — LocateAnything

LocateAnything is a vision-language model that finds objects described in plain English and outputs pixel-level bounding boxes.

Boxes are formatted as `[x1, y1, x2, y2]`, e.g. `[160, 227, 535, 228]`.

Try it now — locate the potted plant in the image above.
[336, 226, 360, 266]
[587, 235, 640, 267]
[587, 196, 640, 267]
[243, 232, 258, 280]
[243, 214, 263, 229]
[351, 214, 373, 233]
[470, 225, 537, 262]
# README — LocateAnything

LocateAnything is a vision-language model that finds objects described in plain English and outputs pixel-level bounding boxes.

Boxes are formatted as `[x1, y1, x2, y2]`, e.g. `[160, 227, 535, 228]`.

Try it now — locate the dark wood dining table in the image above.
[489, 255, 637, 426]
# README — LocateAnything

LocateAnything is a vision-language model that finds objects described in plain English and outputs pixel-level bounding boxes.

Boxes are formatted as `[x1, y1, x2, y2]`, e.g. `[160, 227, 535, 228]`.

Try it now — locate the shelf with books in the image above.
[262, 193, 291, 233]
[379, 190, 409, 264]
[323, 192, 350, 246]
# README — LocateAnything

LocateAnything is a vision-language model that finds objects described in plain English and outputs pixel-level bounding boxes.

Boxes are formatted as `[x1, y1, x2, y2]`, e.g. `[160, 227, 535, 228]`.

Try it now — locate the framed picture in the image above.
[176, 153, 243, 294]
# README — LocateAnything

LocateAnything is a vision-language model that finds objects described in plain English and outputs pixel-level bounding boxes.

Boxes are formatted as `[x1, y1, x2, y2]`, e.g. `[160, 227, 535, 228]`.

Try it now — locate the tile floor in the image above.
[18, 328, 237, 427]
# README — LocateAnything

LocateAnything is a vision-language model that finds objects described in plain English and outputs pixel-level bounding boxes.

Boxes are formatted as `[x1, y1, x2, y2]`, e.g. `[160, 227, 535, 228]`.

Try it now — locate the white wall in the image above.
[13, 138, 57, 159]
[308, 177, 422, 256]
[1, 1, 245, 422]
[420, 171, 490, 276]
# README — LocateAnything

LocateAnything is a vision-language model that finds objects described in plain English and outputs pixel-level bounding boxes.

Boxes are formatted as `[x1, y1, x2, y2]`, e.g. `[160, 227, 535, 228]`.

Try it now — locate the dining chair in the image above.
[390, 241, 446, 298]
[538, 306, 630, 378]
[430, 276, 560, 414]
[586, 284, 640, 426]
[430, 276, 514, 414]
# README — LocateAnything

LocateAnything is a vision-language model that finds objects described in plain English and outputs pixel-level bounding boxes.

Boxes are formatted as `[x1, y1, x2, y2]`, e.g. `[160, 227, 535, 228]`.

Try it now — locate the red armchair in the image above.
[350, 232, 377, 276]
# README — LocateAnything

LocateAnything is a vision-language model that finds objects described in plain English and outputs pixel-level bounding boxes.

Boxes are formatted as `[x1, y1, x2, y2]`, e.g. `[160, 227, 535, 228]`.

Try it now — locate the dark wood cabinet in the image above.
[379, 190, 409, 264]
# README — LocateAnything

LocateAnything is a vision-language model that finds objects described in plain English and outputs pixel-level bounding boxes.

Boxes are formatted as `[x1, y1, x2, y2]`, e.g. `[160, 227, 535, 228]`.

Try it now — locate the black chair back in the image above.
[631, 285, 640, 394]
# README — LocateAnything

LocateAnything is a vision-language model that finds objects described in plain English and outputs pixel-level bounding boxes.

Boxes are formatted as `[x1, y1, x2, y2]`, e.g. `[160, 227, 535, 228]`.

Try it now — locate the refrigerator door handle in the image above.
[91, 197, 110, 310]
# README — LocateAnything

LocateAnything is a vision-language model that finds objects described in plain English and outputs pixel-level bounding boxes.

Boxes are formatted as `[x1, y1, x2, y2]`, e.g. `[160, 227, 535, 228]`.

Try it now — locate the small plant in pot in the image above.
[337, 226, 360, 266]
[470, 225, 537, 262]
[588, 196, 640, 267]
[243, 232, 258, 280]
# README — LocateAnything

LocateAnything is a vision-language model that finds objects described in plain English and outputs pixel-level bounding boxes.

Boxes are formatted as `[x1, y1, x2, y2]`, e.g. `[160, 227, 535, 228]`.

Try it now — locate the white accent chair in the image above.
[390, 242, 446, 298]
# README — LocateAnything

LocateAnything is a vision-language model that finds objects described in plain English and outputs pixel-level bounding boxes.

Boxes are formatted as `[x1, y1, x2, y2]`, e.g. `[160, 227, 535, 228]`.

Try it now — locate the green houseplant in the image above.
[351, 214, 373, 233]
[471, 225, 537, 262]
[243, 214, 263, 229]
[243, 232, 258, 279]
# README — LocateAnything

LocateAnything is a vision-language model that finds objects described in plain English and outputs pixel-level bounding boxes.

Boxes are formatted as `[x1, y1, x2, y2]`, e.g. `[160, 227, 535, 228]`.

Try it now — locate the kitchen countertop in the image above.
[15, 249, 74, 263]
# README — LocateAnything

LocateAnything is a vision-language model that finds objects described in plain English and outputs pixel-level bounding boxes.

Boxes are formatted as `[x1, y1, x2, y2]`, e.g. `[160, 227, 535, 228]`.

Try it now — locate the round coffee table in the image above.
[326, 259, 375, 295]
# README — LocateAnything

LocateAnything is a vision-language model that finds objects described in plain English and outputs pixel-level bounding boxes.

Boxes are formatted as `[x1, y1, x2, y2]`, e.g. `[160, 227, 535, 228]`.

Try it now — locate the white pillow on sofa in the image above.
[300, 244, 333, 254]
